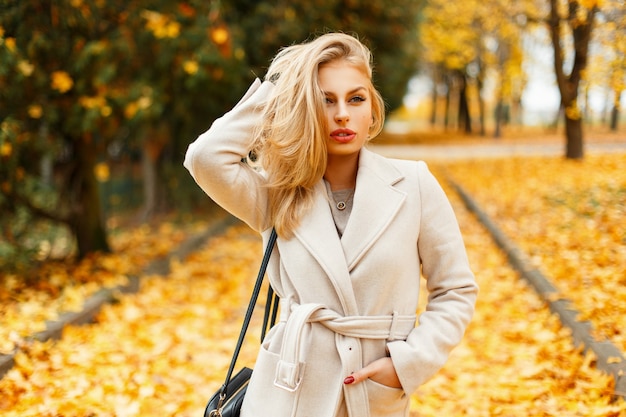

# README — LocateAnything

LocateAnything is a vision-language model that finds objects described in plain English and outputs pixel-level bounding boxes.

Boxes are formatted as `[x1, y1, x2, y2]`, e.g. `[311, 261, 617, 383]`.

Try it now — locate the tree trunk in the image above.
[71, 136, 110, 257]
[141, 143, 158, 221]
[509, 97, 521, 126]
[610, 106, 619, 131]
[458, 72, 472, 134]
[551, 104, 563, 131]
[494, 99, 503, 139]
[444, 74, 451, 130]
[477, 73, 486, 136]
[610, 90, 621, 131]
[140, 127, 168, 221]
[583, 84, 590, 122]
[430, 80, 438, 126]
[548, 0, 597, 160]
[564, 114, 584, 159]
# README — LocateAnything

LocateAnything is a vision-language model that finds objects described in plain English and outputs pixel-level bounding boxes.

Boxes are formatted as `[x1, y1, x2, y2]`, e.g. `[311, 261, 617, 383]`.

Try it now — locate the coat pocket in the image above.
[365, 378, 409, 416]
[240, 343, 301, 417]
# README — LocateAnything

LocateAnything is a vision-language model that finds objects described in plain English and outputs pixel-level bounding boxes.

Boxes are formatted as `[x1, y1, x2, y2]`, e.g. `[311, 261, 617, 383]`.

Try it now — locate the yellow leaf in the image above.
[12, 351, 33, 377]
[565, 101, 581, 120]
[183, 60, 199, 75]
[94, 162, 110, 182]
[79, 95, 106, 109]
[4, 37, 16, 52]
[1, 142, 12, 157]
[27, 104, 43, 119]
[125, 101, 139, 119]
[165, 21, 180, 38]
[50, 71, 73, 93]
[211, 27, 229, 45]
[17, 60, 34, 76]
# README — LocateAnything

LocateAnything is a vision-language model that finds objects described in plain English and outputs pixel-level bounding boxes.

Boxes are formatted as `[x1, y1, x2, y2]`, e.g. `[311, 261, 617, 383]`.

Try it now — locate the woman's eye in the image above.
[325, 97, 334, 104]
[350, 96, 366, 103]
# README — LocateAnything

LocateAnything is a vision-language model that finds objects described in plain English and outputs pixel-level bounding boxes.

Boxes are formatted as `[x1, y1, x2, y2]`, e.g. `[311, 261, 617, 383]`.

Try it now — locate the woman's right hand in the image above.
[343, 357, 402, 389]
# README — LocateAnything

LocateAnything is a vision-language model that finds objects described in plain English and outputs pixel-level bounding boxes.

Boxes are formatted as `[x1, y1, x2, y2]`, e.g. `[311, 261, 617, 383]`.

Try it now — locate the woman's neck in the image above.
[324, 153, 359, 191]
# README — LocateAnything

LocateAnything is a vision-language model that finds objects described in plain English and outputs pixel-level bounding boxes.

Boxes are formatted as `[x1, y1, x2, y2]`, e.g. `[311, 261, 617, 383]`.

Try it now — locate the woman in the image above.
[184, 33, 478, 417]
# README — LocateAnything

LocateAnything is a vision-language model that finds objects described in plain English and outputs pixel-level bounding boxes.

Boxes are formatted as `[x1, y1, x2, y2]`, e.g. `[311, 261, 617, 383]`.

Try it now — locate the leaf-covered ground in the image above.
[1, 152, 625, 416]
[443, 153, 626, 355]
[0, 215, 214, 355]
[0, 154, 626, 417]
[0, 225, 266, 416]
[414, 164, 625, 416]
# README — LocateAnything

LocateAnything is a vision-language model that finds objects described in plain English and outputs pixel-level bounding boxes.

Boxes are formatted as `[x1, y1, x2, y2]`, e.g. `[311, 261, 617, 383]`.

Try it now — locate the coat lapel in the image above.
[341, 148, 406, 269]
[291, 148, 406, 315]
[292, 181, 359, 314]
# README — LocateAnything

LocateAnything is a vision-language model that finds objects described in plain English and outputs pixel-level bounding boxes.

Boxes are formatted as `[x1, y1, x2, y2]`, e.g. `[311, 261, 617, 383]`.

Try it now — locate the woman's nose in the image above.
[335, 103, 349, 122]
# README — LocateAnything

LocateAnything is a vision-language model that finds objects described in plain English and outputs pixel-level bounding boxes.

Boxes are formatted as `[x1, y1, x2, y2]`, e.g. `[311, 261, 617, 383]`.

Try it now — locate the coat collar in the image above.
[292, 148, 406, 315]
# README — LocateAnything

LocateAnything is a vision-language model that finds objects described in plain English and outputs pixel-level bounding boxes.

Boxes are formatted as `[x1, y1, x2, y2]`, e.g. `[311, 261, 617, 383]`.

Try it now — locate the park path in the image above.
[369, 140, 626, 161]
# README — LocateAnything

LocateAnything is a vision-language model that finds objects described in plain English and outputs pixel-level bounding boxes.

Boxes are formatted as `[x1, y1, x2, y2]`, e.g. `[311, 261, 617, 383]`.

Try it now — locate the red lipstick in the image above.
[330, 128, 356, 143]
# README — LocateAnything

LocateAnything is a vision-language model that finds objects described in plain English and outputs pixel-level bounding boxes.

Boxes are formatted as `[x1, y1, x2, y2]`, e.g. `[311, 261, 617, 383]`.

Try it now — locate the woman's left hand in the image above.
[343, 357, 402, 388]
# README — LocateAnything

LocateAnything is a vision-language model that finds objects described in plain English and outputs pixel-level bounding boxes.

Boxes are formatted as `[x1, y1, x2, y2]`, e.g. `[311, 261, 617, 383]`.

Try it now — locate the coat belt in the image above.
[274, 300, 416, 394]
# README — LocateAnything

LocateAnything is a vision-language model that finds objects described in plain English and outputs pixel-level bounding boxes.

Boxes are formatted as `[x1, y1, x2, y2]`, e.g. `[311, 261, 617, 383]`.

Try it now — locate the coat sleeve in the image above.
[183, 79, 275, 232]
[387, 161, 478, 394]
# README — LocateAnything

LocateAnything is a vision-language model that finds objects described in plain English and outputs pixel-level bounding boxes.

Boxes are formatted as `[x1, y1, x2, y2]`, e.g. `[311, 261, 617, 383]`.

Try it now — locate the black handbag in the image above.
[204, 229, 279, 417]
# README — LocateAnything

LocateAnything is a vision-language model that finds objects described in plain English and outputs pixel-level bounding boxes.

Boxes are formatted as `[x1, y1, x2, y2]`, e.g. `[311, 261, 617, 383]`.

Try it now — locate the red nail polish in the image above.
[344, 376, 355, 384]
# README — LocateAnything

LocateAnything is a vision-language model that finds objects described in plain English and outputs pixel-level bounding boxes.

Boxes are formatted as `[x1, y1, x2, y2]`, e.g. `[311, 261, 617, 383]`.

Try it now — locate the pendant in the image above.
[336, 201, 346, 210]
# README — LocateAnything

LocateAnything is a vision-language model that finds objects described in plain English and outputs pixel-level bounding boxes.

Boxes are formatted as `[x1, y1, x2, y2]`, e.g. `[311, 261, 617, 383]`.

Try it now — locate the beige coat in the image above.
[184, 79, 478, 417]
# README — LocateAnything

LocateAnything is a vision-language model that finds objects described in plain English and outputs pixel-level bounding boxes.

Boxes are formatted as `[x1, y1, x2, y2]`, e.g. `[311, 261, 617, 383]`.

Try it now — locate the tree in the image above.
[1, 0, 424, 268]
[1, 1, 118, 259]
[421, 0, 479, 133]
[547, 0, 599, 159]
[591, 0, 626, 131]
[420, 0, 526, 136]
[421, 0, 619, 156]
[0, 0, 248, 263]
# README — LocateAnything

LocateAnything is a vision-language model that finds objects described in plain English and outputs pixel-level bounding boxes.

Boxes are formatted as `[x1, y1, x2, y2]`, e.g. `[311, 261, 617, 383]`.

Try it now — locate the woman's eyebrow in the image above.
[323, 86, 368, 96]
[349, 86, 368, 95]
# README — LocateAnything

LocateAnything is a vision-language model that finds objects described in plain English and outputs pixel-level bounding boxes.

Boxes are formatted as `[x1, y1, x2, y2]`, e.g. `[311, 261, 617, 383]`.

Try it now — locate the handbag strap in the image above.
[219, 228, 278, 398]
[261, 284, 280, 341]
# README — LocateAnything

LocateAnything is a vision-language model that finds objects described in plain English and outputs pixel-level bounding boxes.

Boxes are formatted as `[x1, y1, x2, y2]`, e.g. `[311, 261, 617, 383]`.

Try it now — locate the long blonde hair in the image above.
[252, 33, 385, 238]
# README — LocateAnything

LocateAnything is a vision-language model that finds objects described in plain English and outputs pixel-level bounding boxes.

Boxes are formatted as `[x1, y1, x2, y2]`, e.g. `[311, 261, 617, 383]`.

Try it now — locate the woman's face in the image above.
[318, 60, 373, 159]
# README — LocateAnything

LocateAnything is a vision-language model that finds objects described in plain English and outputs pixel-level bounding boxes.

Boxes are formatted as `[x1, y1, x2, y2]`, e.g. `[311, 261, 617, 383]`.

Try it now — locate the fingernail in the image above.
[344, 376, 355, 385]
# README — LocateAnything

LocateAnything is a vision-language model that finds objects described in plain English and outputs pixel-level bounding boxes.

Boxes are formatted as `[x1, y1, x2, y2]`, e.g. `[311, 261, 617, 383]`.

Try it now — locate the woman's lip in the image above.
[330, 129, 356, 143]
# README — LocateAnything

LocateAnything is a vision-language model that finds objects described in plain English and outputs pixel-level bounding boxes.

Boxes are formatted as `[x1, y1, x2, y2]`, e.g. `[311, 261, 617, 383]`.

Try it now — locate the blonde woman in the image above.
[184, 33, 477, 417]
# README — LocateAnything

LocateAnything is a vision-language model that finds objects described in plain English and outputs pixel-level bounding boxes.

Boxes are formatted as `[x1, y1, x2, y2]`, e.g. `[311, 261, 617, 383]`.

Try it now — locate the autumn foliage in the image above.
[0, 0, 423, 263]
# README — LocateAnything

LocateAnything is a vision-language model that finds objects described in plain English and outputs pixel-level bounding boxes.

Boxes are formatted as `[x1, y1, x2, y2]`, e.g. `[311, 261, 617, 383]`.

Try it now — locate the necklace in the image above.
[332, 188, 354, 211]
